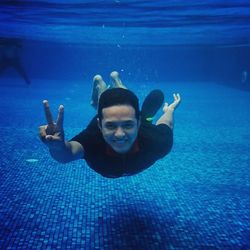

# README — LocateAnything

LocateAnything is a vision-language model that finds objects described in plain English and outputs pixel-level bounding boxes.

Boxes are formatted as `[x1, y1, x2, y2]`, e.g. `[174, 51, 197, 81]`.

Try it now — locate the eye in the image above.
[123, 122, 135, 129]
[105, 123, 116, 130]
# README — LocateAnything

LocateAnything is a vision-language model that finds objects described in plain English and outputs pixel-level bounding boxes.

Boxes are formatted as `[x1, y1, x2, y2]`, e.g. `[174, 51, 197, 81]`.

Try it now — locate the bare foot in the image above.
[110, 71, 126, 89]
[91, 75, 107, 109]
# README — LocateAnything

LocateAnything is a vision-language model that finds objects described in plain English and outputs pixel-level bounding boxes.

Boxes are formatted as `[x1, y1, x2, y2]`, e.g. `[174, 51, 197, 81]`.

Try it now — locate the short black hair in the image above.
[98, 88, 140, 121]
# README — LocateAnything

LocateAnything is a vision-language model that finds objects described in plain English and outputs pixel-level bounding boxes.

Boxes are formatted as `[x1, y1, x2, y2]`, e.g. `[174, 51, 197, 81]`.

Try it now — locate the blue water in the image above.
[0, 1, 250, 249]
[1, 0, 250, 46]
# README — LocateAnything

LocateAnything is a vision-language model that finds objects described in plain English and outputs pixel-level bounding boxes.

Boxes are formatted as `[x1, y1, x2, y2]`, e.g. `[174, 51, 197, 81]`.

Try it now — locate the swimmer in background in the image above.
[0, 37, 31, 85]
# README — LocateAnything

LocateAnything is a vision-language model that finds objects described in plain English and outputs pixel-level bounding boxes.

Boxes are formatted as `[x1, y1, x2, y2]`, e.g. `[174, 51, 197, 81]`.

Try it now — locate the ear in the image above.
[97, 117, 102, 130]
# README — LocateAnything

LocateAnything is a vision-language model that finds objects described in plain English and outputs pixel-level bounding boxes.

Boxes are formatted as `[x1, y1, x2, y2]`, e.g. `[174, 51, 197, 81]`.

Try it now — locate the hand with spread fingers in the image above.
[39, 100, 65, 149]
[156, 93, 181, 129]
[163, 93, 181, 113]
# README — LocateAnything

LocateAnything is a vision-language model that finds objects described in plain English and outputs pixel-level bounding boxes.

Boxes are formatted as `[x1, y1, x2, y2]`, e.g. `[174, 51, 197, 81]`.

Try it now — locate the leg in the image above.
[110, 71, 127, 89]
[112, 73, 164, 123]
[90, 75, 108, 110]
[141, 90, 164, 123]
[90, 71, 127, 110]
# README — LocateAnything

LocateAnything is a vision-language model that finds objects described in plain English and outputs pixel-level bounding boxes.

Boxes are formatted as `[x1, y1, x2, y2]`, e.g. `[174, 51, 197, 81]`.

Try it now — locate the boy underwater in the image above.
[39, 71, 181, 178]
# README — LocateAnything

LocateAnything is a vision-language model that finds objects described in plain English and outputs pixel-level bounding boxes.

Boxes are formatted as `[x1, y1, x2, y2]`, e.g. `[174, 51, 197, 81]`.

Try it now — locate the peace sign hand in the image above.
[39, 100, 65, 149]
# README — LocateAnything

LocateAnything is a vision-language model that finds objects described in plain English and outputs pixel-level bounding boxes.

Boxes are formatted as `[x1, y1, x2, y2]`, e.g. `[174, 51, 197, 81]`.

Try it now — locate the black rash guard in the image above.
[71, 116, 173, 178]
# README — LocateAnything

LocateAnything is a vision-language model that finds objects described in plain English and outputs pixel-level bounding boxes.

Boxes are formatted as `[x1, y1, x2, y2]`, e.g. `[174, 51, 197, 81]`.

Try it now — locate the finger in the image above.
[56, 105, 64, 130]
[173, 93, 180, 102]
[43, 100, 54, 126]
[176, 93, 181, 102]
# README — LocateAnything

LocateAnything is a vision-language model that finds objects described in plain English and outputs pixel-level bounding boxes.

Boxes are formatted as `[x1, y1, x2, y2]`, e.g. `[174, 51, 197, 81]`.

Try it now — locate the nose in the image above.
[114, 127, 125, 138]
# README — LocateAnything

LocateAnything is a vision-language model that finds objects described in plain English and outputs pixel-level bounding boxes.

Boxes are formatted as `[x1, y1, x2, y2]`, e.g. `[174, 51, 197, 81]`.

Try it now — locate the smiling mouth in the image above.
[113, 139, 127, 144]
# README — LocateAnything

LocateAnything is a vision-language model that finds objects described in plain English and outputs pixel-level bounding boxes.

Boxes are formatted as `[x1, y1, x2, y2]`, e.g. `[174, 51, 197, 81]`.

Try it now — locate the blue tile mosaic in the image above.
[0, 79, 249, 249]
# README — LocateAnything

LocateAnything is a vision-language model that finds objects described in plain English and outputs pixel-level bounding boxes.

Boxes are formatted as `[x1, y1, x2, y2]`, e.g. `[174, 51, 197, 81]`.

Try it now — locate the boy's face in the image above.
[98, 104, 140, 154]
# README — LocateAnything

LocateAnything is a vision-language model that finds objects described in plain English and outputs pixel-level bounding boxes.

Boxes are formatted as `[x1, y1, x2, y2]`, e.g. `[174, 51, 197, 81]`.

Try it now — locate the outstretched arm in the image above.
[39, 100, 84, 163]
[48, 140, 84, 163]
[156, 93, 181, 130]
